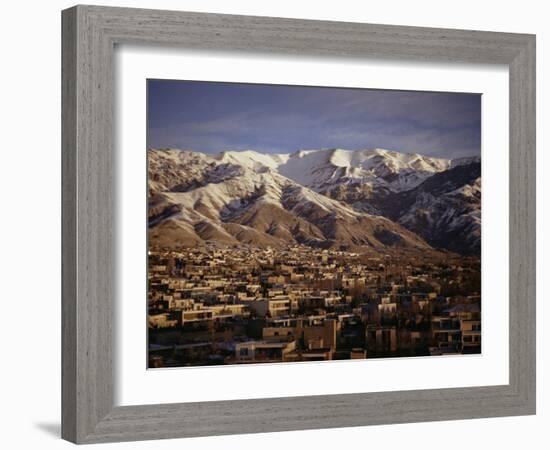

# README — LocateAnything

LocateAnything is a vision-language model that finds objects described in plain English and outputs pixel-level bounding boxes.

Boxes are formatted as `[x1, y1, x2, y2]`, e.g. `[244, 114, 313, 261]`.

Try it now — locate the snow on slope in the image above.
[148, 147, 481, 253]
[148, 148, 436, 251]
[386, 163, 482, 255]
[450, 156, 481, 168]
[217, 150, 290, 172]
[276, 148, 451, 193]
[210, 147, 457, 194]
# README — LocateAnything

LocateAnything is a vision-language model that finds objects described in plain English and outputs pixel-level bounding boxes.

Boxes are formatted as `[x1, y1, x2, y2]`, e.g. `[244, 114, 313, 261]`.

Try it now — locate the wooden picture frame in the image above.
[61, 5, 536, 444]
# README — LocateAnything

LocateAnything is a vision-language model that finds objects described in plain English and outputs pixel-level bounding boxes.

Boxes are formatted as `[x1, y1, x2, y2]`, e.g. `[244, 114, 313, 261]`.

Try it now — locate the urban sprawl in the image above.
[148, 245, 481, 367]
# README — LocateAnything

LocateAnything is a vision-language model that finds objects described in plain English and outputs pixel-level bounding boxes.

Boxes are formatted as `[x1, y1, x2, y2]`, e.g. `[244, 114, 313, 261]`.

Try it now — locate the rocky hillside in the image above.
[148, 149, 435, 252]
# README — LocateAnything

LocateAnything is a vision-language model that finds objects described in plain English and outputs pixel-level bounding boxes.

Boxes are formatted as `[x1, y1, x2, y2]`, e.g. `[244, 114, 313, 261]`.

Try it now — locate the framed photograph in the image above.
[62, 5, 536, 444]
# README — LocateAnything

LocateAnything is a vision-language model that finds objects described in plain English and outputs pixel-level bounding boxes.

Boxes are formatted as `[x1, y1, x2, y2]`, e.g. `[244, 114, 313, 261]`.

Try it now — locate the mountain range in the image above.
[148, 148, 481, 256]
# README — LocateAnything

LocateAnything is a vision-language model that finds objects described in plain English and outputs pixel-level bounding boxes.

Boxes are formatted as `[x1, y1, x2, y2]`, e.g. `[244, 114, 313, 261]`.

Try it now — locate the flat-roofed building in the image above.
[303, 319, 337, 351]
[149, 313, 178, 328]
[431, 316, 462, 350]
[235, 340, 296, 363]
[262, 327, 295, 342]
[243, 297, 291, 318]
[460, 319, 481, 352]
[366, 325, 398, 354]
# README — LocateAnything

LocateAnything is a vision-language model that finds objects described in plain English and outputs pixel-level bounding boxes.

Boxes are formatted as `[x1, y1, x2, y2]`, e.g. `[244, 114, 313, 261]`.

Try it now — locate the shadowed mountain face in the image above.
[369, 162, 481, 255]
[148, 148, 481, 255]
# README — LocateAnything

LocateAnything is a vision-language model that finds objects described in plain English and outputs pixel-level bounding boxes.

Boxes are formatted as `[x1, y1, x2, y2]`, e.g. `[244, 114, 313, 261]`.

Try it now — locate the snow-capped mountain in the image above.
[215, 147, 452, 193]
[216, 149, 290, 172]
[374, 161, 481, 255]
[278, 148, 451, 192]
[148, 149, 433, 252]
[148, 148, 481, 255]
[450, 155, 482, 168]
[210, 148, 463, 216]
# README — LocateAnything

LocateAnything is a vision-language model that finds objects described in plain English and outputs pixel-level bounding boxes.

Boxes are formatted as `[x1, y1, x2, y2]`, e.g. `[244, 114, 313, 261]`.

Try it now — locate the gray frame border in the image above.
[62, 5, 536, 444]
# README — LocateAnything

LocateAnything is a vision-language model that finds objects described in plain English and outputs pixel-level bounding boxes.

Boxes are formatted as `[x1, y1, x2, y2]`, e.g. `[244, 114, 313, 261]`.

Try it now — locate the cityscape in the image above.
[148, 245, 480, 367]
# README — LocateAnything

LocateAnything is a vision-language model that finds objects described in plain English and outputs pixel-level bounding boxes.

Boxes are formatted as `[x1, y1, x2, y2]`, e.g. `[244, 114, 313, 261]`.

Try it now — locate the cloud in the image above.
[148, 80, 481, 159]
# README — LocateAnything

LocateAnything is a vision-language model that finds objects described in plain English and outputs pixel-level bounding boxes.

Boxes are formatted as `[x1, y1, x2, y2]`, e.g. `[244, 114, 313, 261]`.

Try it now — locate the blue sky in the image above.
[147, 79, 481, 159]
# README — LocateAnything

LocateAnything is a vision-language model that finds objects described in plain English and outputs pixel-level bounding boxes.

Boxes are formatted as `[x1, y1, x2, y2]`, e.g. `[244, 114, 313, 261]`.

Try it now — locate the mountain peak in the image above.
[149, 147, 473, 194]
[216, 149, 290, 171]
[450, 156, 481, 167]
[148, 146, 480, 255]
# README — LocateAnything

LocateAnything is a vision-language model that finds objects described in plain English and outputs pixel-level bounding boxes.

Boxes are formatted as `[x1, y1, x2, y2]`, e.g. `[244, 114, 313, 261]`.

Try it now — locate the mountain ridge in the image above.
[148, 148, 480, 255]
